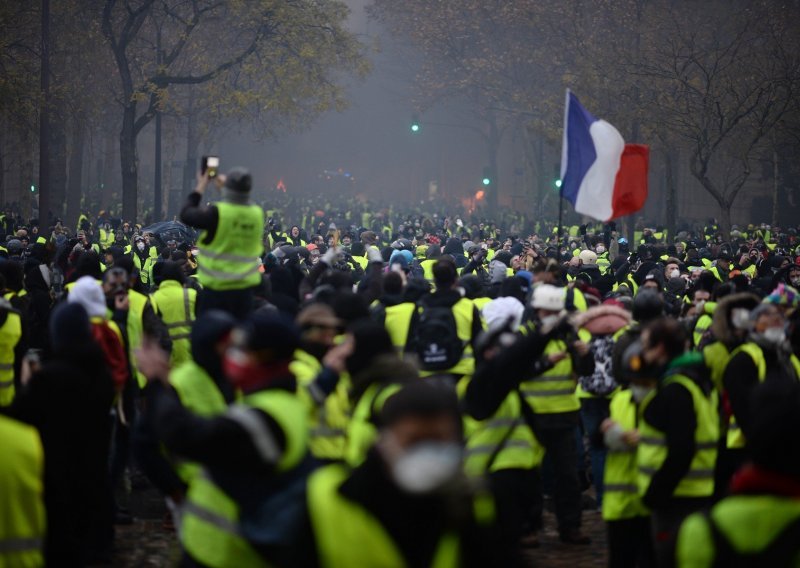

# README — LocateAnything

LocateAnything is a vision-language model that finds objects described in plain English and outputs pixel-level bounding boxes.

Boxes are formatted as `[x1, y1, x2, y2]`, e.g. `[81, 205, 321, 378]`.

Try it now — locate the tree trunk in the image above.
[664, 148, 677, 240]
[183, 95, 198, 196]
[772, 145, 779, 227]
[120, 103, 138, 221]
[49, 113, 68, 223]
[66, 118, 85, 228]
[486, 119, 500, 214]
[718, 203, 732, 240]
[38, 0, 51, 225]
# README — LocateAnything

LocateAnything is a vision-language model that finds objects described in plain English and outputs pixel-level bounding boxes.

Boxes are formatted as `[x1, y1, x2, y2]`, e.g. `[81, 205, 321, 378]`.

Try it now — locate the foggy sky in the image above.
[214, 0, 488, 205]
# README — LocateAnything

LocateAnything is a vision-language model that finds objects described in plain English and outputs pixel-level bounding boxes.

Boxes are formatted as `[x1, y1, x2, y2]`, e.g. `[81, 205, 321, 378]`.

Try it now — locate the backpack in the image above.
[407, 302, 465, 371]
[578, 335, 618, 396]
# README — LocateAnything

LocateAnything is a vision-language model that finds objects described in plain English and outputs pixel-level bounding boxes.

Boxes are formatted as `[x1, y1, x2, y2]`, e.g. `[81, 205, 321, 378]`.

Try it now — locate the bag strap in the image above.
[483, 415, 521, 472]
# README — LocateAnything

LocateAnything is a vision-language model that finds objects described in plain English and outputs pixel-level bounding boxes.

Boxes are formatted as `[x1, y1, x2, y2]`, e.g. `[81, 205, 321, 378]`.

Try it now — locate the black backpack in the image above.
[407, 302, 465, 371]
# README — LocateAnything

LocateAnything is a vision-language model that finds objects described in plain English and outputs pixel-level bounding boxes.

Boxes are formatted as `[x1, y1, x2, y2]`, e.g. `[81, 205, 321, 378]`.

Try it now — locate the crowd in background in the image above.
[1, 168, 800, 567]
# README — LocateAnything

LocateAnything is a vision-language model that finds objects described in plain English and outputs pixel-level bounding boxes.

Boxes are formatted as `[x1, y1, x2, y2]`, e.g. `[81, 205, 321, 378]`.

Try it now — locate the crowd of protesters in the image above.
[1, 166, 800, 567]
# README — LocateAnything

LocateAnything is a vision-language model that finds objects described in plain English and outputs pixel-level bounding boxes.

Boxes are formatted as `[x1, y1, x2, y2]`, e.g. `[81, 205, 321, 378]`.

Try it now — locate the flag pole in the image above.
[557, 88, 570, 258]
[557, 182, 564, 255]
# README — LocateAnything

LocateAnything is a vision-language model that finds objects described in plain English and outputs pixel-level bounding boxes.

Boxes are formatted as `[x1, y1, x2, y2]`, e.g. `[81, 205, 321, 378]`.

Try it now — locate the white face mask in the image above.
[761, 327, 786, 346]
[669, 269, 680, 279]
[191, 248, 199, 257]
[136, 242, 145, 251]
[631, 384, 655, 403]
[540, 314, 560, 333]
[390, 442, 462, 494]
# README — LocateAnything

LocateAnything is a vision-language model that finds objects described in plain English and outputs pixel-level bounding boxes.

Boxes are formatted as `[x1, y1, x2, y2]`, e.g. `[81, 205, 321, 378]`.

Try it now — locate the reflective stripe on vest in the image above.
[0, 415, 46, 566]
[638, 375, 719, 498]
[520, 337, 581, 414]
[197, 202, 264, 291]
[602, 389, 649, 521]
[181, 389, 306, 567]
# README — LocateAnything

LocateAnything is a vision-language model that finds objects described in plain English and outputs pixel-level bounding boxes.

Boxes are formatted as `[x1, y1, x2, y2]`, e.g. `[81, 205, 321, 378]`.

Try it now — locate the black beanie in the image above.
[50, 303, 92, 353]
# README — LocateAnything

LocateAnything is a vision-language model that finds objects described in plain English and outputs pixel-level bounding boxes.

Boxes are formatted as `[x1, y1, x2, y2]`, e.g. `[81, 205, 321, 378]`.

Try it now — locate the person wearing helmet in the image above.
[519, 284, 594, 545]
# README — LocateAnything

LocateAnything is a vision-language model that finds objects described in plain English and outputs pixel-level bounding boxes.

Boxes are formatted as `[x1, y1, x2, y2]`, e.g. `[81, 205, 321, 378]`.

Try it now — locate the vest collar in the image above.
[222, 189, 251, 205]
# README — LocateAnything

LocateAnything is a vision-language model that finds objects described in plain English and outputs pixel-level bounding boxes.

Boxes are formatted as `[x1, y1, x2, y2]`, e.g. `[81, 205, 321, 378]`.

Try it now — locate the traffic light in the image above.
[554, 179, 562, 189]
[410, 114, 421, 133]
[482, 166, 493, 186]
[30, 184, 35, 193]
[553, 164, 562, 190]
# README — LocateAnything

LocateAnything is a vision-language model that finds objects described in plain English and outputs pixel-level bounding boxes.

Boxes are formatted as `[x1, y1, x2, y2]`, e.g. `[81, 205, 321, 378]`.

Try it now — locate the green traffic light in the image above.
[482, 177, 491, 186]
[30, 184, 35, 193]
[411, 123, 420, 133]
[555, 179, 562, 188]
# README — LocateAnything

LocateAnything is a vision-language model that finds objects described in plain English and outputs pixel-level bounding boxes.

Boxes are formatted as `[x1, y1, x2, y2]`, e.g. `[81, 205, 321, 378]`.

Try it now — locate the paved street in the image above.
[111, 487, 608, 567]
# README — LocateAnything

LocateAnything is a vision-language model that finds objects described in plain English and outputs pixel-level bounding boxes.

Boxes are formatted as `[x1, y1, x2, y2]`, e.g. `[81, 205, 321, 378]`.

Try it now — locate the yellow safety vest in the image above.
[519, 330, 591, 414]
[677, 495, 800, 567]
[416, 297, 480, 378]
[0, 414, 46, 567]
[724, 343, 800, 449]
[151, 281, 196, 368]
[638, 374, 719, 498]
[181, 388, 307, 568]
[0, 311, 22, 407]
[383, 302, 415, 353]
[197, 201, 264, 291]
[345, 383, 401, 467]
[169, 361, 229, 484]
[602, 389, 649, 521]
[458, 377, 543, 476]
[127, 290, 149, 389]
[307, 464, 493, 568]
[290, 349, 350, 461]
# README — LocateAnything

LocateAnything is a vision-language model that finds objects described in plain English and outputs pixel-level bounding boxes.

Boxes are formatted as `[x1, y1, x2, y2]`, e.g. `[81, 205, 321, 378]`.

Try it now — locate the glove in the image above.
[366, 247, 383, 263]
[603, 423, 629, 452]
[321, 246, 339, 266]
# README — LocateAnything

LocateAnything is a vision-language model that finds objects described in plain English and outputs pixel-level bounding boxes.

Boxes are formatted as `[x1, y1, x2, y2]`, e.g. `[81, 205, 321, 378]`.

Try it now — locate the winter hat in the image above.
[234, 312, 299, 363]
[763, 283, 799, 312]
[50, 302, 92, 353]
[489, 259, 508, 284]
[68, 276, 107, 318]
[531, 284, 565, 311]
[224, 167, 252, 193]
[482, 296, 525, 331]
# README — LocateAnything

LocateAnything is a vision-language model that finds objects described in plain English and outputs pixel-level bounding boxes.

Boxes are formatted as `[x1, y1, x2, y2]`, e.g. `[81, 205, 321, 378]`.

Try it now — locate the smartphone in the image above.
[201, 156, 220, 178]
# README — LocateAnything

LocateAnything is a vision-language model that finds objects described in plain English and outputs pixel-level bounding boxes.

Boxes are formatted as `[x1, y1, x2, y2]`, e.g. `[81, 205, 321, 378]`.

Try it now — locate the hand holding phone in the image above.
[201, 156, 220, 179]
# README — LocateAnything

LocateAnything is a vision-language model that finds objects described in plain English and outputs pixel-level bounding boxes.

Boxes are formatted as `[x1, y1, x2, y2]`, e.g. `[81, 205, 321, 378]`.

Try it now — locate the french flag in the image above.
[560, 90, 649, 221]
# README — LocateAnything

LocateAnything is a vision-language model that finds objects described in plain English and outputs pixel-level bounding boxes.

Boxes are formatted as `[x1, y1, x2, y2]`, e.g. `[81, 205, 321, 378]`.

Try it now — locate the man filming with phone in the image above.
[180, 158, 265, 319]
